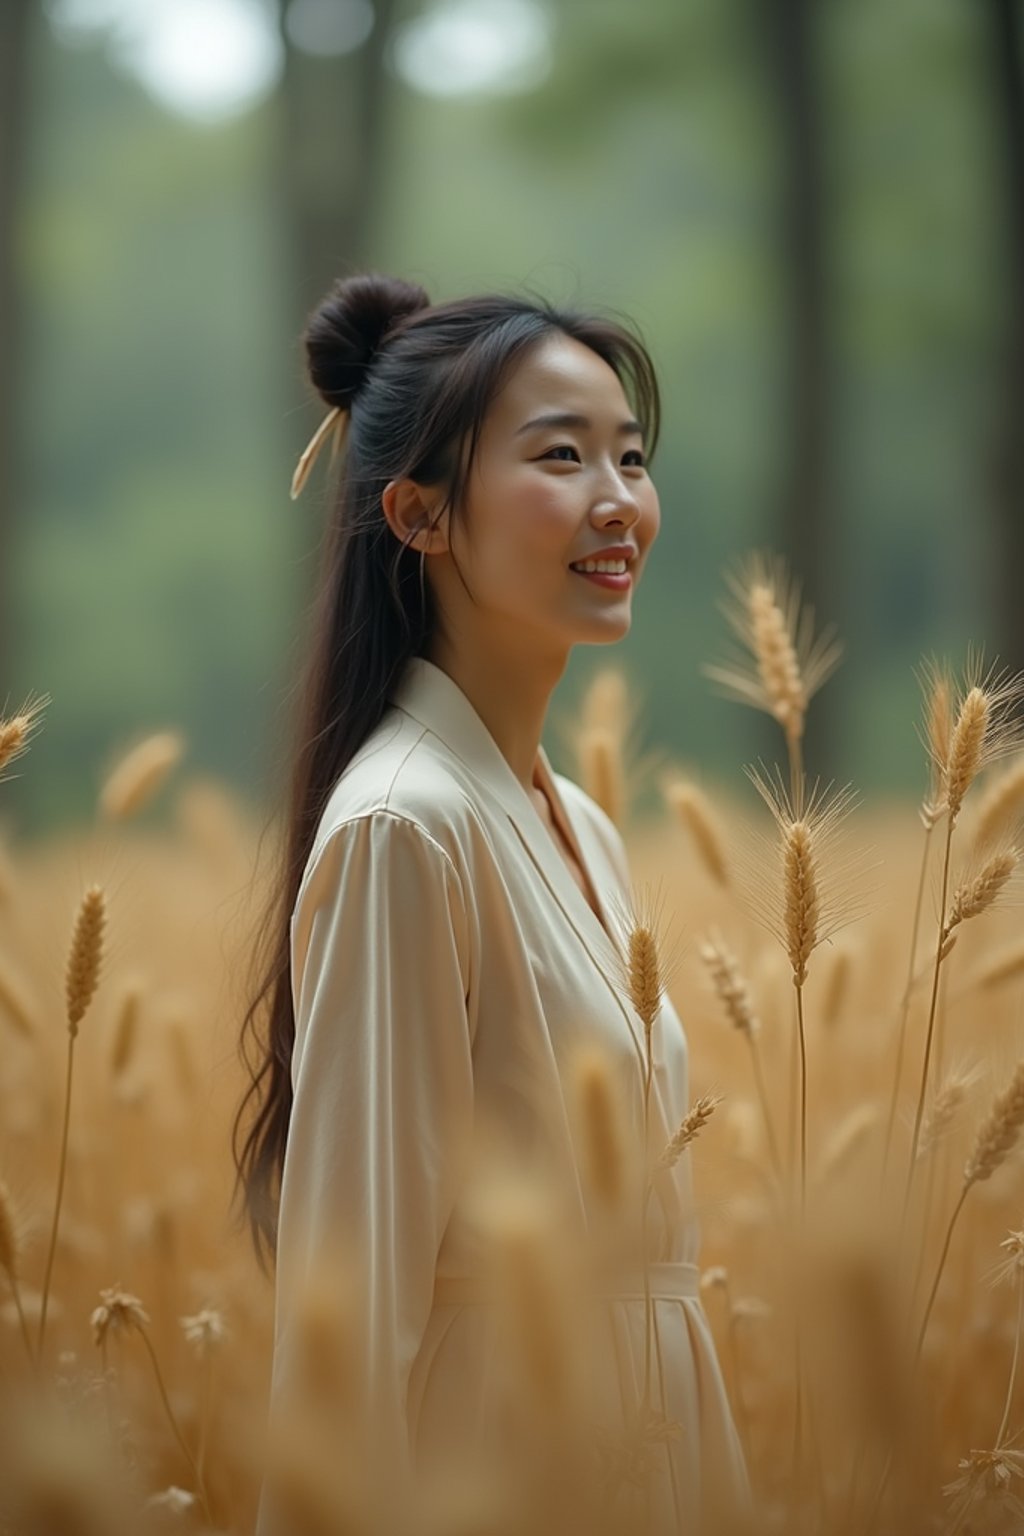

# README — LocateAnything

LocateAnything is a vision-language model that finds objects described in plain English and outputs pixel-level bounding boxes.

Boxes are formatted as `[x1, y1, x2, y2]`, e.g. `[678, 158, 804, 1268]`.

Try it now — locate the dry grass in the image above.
[3, 558, 1024, 1535]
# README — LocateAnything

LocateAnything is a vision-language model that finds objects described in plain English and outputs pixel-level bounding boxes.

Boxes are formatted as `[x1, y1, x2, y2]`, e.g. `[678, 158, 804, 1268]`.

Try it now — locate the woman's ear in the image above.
[381, 479, 450, 553]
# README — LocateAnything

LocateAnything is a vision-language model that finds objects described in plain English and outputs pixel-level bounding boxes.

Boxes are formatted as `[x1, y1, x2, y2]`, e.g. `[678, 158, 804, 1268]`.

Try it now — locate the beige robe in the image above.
[256, 656, 750, 1534]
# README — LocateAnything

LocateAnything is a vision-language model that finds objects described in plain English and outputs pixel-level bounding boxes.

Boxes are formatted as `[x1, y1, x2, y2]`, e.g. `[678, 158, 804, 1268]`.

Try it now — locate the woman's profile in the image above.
[232, 271, 751, 1534]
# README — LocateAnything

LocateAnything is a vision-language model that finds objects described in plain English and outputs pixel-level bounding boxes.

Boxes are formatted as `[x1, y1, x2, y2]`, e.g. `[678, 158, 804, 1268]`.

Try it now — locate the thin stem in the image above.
[101, 1336, 114, 1440]
[37, 1033, 76, 1361]
[785, 733, 804, 1196]
[7, 1275, 37, 1371]
[136, 1325, 214, 1527]
[996, 1281, 1024, 1448]
[641, 1025, 654, 1414]
[933, 952, 952, 1090]
[914, 1184, 970, 1364]
[880, 824, 934, 1184]
[197, 1355, 213, 1482]
[796, 982, 808, 1219]
[723, 1287, 752, 1470]
[844, 1437, 868, 1531]
[907, 1125, 944, 1318]
[747, 1032, 786, 1190]
[641, 1178, 654, 1412]
[786, 992, 799, 1191]
[787, 726, 804, 819]
[864, 1184, 971, 1528]
[860, 1444, 893, 1536]
[900, 817, 956, 1227]
[791, 1323, 804, 1526]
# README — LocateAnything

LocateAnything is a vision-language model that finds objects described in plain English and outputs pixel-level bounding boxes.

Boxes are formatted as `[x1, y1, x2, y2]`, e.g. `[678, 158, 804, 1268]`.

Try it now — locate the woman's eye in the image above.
[541, 445, 646, 467]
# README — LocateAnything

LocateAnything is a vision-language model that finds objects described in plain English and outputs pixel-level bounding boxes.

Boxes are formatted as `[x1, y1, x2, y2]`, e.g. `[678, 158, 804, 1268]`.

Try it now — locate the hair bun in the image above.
[303, 271, 431, 410]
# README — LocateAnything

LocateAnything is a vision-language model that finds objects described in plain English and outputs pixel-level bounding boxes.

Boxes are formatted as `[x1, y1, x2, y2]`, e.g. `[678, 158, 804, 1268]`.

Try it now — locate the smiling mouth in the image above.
[570, 566, 633, 588]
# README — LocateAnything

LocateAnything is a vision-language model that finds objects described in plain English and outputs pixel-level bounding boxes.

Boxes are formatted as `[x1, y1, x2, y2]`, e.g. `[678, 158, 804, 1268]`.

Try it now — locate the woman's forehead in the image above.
[493, 334, 627, 423]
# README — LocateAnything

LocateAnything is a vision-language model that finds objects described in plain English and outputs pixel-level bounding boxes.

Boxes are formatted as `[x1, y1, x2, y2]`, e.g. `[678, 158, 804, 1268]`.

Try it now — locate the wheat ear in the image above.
[0, 693, 50, 778]
[98, 731, 184, 820]
[700, 933, 784, 1187]
[973, 758, 1024, 852]
[944, 850, 1018, 934]
[913, 1060, 1024, 1368]
[38, 885, 105, 1360]
[658, 1092, 722, 1171]
[667, 779, 729, 887]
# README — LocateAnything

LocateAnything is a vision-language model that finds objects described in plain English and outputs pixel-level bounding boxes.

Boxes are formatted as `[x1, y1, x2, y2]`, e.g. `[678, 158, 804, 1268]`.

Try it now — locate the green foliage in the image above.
[7, 0, 1015, 831]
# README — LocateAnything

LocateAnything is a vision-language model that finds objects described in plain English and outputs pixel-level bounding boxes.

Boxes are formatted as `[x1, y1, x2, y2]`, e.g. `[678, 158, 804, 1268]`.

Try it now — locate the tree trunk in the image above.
[762, 0, 838, 782]
[986, 0, 1024, 671]
[277, 0, 401, 379]
[0, 0, 34, 697]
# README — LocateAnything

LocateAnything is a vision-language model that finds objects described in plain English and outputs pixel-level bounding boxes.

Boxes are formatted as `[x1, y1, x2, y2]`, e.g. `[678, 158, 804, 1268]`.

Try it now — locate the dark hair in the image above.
[229, 270, 662, 1277]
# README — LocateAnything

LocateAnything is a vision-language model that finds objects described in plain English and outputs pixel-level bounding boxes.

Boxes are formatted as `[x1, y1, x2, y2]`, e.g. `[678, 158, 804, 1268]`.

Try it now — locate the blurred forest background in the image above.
[1, 0, 1022, 837]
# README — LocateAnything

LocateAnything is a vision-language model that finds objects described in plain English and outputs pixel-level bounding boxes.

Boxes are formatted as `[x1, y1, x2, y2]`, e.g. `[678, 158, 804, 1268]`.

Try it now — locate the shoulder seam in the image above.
[302, 805, 468, 915]
[379, 723, 431, 811]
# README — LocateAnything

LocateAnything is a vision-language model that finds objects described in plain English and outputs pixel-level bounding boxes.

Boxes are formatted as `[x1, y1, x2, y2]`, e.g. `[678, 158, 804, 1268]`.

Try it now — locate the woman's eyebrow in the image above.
[515, 411, 644, 437]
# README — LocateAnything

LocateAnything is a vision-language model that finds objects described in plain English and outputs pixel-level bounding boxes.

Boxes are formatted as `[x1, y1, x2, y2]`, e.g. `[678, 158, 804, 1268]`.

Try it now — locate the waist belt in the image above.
[433, 1260, 700, 1309]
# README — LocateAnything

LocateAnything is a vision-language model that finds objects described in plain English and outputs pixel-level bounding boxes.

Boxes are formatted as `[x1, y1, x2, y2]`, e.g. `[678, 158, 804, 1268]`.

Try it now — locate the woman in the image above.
[235, 272, 750, 1534]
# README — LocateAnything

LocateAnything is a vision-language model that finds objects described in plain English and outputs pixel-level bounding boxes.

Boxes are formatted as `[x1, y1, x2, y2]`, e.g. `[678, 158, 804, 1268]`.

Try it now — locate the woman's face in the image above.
[436, 332, 660, 660]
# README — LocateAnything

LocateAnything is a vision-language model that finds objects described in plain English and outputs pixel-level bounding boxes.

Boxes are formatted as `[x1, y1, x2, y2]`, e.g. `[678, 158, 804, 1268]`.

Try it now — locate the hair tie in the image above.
[289, 405, 349, 500]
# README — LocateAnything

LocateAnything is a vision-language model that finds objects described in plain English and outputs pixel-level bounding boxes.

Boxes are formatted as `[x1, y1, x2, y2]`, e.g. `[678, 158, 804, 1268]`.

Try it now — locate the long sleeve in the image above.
[264, 809, 476, 1502]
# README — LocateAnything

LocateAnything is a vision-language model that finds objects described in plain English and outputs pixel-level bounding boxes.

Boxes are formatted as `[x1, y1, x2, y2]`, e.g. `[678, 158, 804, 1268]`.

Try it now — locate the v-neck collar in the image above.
[386, 655, 644, 1065]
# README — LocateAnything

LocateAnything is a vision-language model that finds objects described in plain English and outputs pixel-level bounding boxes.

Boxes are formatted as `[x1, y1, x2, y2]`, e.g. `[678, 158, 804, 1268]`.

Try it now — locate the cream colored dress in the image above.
[255, 657, 750, 1534]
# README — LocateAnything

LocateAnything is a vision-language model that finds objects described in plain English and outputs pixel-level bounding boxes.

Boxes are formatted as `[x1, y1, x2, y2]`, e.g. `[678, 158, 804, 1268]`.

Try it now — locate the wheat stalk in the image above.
[572, 1043, 628, 1211]
[749, 581, 806, 742]
[110, 982, 141, 1085]
[971, 939, 1024, 992]
[782, 819, 819, 989]
[699, 932, 784, 1188]
[616, 884, 681, 1425]
[901, 666, 1024, 1224]
[699, 931, 760, 1036]
[972, 758, 1024, 853]
[66, 885, 105, 1039]
[0, 1176, 34, 1369]
[964, 1060, 1024, 1187]
[904, 1064, 981, 1341]
[918, 657, 953, 829]
[741, 766, 863, 1219]
[917, 1071, 973, 1162]
[666, 778, 729, 887]
[165, 1013, 199, 1100]
[945, 658, 1024, 827]
[703, 553, 843, 812]
[182, 1306, 229, 1482]
[38, 885, 106, 1359]
[658, 1091, 722, 1171]
[821, 944, 852, 1029]
[883, 664, 955, 1183]
[993, 1233, 1024, 1450]
[946, 688, 990, 827]
[91, 1284, 214, 1523]
[0, 693, 50, 780]
[911, 1060, 1024, 1378]
[0, 961, 36, 1038]
[944, 849, 1018, 935]
[579, 725, 626, 829]
[98, 730, 185, 820]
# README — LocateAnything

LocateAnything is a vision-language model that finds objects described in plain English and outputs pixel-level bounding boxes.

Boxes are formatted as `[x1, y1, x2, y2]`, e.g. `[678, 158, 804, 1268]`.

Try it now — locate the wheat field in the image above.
[2, 558, 1024, 1535]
